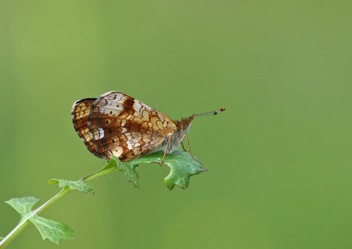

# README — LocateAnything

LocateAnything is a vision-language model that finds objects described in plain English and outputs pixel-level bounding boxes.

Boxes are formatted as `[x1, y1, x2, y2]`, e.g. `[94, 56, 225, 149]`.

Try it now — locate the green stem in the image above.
[0, 161, 119, 249]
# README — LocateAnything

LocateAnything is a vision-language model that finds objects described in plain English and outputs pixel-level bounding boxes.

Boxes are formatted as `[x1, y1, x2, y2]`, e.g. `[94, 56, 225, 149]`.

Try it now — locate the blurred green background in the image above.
[1, 1, 352, 248]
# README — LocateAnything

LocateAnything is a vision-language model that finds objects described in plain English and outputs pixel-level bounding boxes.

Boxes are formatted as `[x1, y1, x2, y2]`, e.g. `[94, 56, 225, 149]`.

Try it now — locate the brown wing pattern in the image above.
[94, 131, 166, 161]
[72, 91, 177, 161]
[71, 98, 105, 159]
[88, 91, 176, 161]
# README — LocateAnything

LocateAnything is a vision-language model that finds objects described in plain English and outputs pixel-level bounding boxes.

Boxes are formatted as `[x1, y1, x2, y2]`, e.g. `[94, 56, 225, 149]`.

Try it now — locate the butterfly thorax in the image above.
[163, 115, 195, 153]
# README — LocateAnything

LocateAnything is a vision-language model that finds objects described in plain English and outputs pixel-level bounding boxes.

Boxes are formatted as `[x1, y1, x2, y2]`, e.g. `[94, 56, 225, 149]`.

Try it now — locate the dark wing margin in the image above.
[71, 98, 107, 160]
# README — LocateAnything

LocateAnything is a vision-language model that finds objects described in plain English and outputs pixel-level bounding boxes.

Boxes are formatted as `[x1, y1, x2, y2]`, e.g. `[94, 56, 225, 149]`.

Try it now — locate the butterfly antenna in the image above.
[194, 108, 225, 117]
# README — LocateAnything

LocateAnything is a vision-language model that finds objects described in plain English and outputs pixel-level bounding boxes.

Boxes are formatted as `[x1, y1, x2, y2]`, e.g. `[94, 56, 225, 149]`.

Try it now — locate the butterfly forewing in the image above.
[84, 91, 176, 161]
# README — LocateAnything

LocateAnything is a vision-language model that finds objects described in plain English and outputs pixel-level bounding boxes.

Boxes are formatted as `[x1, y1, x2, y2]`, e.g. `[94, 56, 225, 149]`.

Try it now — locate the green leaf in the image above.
[5, 197, 74, 244]
[5, 197, 41, 221]
[126, 149, 207, 190]
[48, 179, 95, 194]
[30, 216, 74, 244]
[110, 155, 139, 188]
[0, 236, 4, 240]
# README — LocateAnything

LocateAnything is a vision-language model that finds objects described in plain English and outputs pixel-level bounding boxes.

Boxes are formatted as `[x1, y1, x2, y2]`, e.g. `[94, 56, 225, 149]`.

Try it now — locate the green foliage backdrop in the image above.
[1, 1, 352, 248]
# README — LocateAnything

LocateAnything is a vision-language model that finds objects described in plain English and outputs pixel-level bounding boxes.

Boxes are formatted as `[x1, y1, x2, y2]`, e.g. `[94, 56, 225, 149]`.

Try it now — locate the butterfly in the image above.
[72, 91, 225, 165]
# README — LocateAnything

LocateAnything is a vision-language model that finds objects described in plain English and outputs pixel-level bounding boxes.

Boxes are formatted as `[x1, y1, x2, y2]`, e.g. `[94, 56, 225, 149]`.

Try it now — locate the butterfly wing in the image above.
[88, 91, 176, 161]
[71, 98, 105, 159]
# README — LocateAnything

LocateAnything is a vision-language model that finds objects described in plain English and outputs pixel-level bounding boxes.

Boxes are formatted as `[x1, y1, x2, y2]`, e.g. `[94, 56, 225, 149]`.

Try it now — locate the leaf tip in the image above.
[48, 179, 59, 185]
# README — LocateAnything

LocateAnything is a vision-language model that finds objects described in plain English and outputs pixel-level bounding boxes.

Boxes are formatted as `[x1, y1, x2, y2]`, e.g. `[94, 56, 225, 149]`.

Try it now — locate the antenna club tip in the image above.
[221, 108, 225, 111]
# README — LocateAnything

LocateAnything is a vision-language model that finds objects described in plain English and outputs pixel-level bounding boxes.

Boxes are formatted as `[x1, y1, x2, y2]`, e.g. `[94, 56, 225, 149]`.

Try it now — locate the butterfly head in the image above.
[177, 115, 194, 131]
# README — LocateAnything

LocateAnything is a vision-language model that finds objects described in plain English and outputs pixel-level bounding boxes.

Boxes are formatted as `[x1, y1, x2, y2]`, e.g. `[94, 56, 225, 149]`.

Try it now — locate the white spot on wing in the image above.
[126, 141, 133, 150]
[114, 94, 122, 101]
[114, 146, 123, 156]
[125, 133, 132, 140]
[98, 128, 105, 139]
[99, 107, 105, 115]
[133, 100, 141, 113]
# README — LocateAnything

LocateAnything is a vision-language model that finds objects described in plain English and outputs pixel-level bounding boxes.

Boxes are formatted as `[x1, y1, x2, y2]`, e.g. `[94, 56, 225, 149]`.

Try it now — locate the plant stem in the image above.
[0, 161, 119, 248]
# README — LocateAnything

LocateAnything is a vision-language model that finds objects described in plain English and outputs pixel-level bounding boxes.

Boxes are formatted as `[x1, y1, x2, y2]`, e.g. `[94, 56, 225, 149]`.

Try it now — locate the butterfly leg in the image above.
[181, 141, 187, 152]
[159, 135, 171, 166]
[185, 134, 202, 166]
[151, 135, 171, 166]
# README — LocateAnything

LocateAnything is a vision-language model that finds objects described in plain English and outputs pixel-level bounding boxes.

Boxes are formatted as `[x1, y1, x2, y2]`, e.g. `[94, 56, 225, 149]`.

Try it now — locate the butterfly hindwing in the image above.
[71, 98, 107, 159]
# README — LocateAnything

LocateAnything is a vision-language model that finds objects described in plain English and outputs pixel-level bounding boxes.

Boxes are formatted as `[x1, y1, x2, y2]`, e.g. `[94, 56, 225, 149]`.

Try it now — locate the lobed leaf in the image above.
[110, 155, 140, 188]
[5, 196, 74, 244]
[124, 149, 207, 190]
[48, 179, 95, 194]
[5, 197, 41, 220]
[30, 216, 74, 244]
